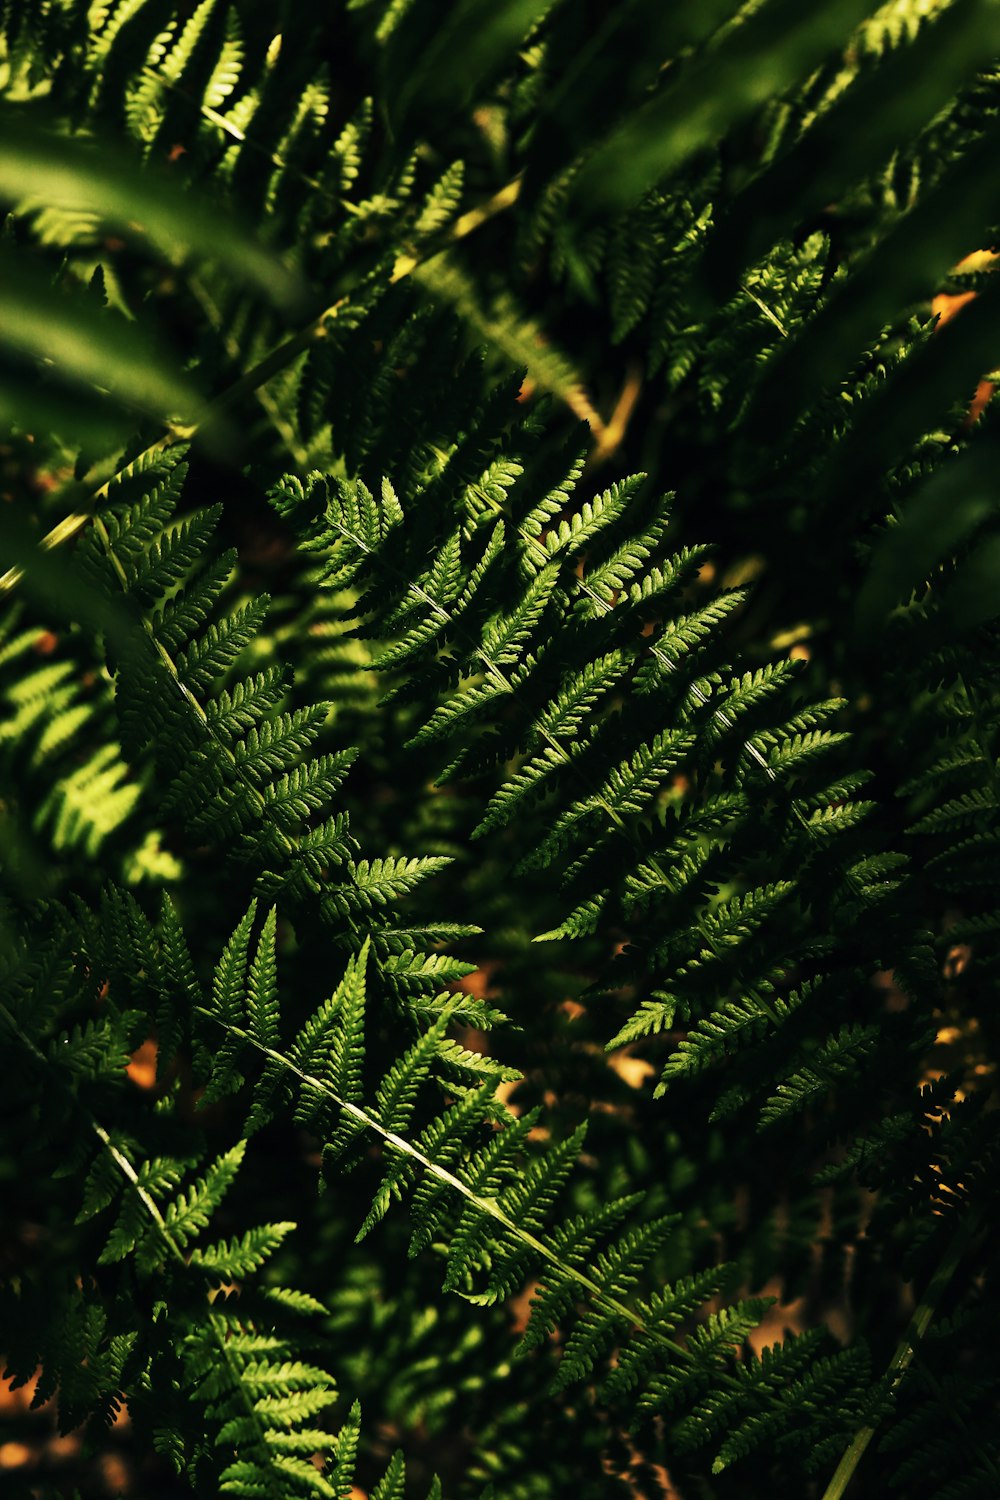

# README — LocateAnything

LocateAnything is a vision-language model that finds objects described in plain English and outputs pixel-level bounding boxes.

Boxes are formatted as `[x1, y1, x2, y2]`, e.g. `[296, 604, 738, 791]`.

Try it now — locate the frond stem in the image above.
[91, 1117, 288, 1466]
[819, 1206, 981, 1500]
[0, 996, 279, 1465]
[195, 1006, 699, 1369]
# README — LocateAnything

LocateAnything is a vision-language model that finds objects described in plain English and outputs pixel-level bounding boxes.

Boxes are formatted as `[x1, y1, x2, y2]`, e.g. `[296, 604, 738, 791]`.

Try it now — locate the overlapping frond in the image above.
[73, 451, 478, 1025]
[6, 2, 1000, 1496]
[0, 893, 440, 1500]
[273, 455, 918, 1138]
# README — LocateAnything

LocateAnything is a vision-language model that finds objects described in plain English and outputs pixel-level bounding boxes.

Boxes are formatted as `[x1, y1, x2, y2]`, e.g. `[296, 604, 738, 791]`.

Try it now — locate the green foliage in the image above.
[3, 3, 1000, 1497]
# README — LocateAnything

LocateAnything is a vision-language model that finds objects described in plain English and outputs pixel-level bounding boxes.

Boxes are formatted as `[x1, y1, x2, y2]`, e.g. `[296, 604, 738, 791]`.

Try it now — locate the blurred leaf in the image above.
[941, 533, 1000, 630]
[703, 0, 1000, 300]
[0, 108, 305, 311]
[0, 247, 204, 426]
[815, 271, 1000, 518]
[523, 0, 743, 201]
[0, 360, 132, 449]
[414, 250, 601, 429]
[384, 0, 551, 132]
[567, 0, 879, 220]
[0, 504, 134, 646]
[742, 120, 1000, 445]
[0, 106, 304, 444]
[856, 442, 1000, 635]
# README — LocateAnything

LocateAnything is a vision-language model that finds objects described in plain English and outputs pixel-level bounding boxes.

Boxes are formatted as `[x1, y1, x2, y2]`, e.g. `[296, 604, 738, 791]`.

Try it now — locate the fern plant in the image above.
[3, 3, 1000, 1497]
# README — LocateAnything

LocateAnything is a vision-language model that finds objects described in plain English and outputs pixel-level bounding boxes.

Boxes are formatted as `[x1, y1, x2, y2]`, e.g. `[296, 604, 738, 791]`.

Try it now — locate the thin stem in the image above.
[194, 1007, 697, 1366]
[819, 1207, 980, 1500]
[0, 996, 276, 1459]
[741, 281, 788, 338]
[91, 1118, 277, 1452]
[90, 1120, 186, 1265]
[590, 361, 644, 465]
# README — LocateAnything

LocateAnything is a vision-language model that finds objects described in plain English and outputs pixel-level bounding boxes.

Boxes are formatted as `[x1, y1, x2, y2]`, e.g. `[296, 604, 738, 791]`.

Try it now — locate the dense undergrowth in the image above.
[2, 3, 1000, 1497]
